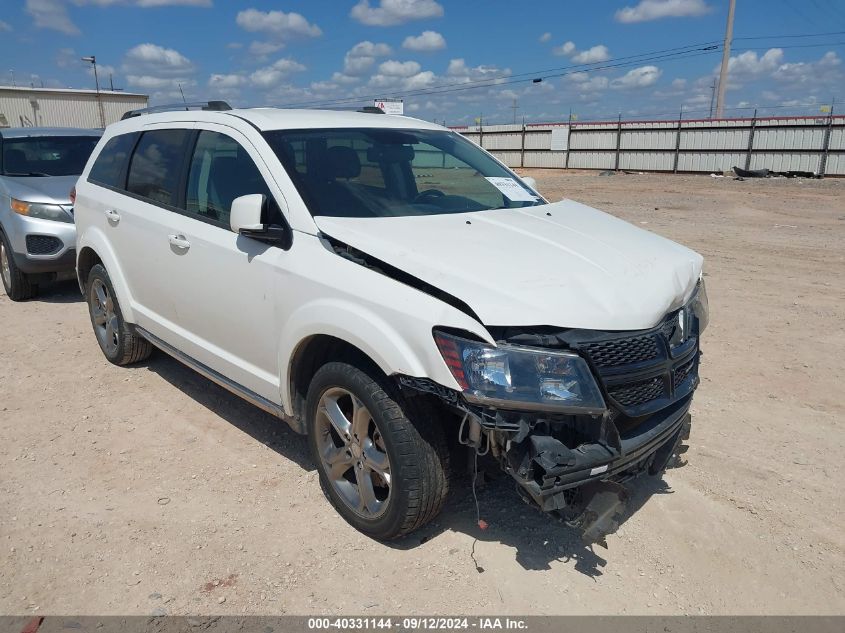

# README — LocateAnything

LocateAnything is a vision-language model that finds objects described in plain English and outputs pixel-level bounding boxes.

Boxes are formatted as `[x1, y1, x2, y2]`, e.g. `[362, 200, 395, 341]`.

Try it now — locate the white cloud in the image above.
[342, 41, 392, 76]
[378, 60, 422, 77]
[402, 30, 446, 52]
[249, 58, 306, 88]
[539, 32, 551, 43]
[76, 1, 211, 6]
[0, 20, 11, 32]
[615, 0, 711, 23]
[773, 51, 842, 87]
[123, 43, 195, 76]
[572, 45, 611, 64]
[208, 73, 248, 89]
[554, 41, 610, 63]
[350, 0, 444, 26]
[553, 41, 576, 56]
[446, 58, 510, 83]
[236, 8, 322, 40]
[249, 41, 285, 57]
[723, 49, 784, 80]
[611, 65, 663, 89]
[25, 0, 80, 35]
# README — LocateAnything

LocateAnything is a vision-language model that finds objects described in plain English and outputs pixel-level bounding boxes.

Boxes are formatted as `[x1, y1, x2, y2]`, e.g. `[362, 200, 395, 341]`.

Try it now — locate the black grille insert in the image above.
[579, 334, 660, 368]
[608, 376, 665, 407]
[26, 235, 63, 255]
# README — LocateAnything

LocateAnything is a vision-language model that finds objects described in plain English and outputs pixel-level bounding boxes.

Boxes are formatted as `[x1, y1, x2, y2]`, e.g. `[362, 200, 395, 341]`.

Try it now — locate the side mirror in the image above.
[521, 176, 538, 191]
[230, 194, 290, 247]
[230, 194, 265, 233]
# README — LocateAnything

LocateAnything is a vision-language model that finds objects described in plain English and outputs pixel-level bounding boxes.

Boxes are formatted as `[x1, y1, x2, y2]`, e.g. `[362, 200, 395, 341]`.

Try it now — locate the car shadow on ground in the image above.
[141, 349, 677, 578]
[141, 351, 312, 471]
[30, 279, 83, 303]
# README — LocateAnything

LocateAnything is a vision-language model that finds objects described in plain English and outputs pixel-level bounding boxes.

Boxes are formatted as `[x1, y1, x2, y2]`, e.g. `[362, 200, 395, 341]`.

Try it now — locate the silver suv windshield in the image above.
[1, 136, 100, 177]
[263, 128, 544, 218]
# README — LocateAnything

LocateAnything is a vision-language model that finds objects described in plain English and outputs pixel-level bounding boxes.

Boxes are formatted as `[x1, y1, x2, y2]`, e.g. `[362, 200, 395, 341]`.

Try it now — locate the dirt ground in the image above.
[1, 171, 843, 616]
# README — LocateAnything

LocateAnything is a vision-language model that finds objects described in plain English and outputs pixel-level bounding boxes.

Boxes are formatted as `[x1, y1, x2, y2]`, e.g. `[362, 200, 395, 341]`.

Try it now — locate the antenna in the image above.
[178, 83, 187, 107]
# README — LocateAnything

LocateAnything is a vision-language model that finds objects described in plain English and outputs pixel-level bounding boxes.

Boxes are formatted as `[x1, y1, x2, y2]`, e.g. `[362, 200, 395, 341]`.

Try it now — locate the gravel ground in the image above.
[1, 171, 843, 616]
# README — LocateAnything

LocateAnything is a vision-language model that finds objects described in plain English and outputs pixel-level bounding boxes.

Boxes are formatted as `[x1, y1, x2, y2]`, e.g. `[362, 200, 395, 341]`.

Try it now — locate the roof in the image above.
[0, 127, 103, 139]
[0, 85, 147, 99]
[228, 108, 442, 131]
[105, 107, 443, 133]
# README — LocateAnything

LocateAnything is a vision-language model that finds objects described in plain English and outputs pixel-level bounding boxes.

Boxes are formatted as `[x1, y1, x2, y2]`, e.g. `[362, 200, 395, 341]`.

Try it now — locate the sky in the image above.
[1, 0, 843, 124]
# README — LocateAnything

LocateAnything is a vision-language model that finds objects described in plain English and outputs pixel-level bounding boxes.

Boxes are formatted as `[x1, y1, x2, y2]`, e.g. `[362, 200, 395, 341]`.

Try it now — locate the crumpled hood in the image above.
[2, 175, 78, 205]
[315, 199, 703, 331]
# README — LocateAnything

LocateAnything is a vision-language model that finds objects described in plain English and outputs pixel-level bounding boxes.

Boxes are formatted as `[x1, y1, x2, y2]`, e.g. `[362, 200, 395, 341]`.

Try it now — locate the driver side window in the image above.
[186, 131, 278, 227]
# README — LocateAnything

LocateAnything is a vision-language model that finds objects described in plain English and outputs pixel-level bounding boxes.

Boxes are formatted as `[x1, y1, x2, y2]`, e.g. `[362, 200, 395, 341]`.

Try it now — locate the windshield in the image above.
[263, 128, 544, 218]
[1, 135, 100, 177]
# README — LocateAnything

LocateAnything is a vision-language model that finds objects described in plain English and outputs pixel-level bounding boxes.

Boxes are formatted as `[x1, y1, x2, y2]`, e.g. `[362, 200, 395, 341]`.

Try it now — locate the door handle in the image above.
[168, 234, 191, 250]
[105, 209, 120, 223]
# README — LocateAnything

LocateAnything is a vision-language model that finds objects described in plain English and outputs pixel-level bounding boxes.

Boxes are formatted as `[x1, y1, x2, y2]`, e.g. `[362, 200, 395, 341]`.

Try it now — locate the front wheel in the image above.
[306, 361, 450, 540]
[0, 230, 37, 301]
[86, 263, 152, 365]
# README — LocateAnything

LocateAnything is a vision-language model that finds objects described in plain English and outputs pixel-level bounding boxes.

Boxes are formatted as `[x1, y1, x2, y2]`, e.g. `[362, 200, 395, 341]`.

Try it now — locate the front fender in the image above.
[278, 297, 491, 416]
[76, 226, 137, 324]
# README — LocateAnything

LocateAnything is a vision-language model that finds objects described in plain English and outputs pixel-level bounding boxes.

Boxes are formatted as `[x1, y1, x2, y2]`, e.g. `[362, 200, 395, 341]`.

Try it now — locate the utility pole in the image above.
[511, 98, 519, 125]
[715, 0, 737, 119]
[81, 55, 106, 128]
[9, 69, 15, 87]
[708, 79, 717, 119]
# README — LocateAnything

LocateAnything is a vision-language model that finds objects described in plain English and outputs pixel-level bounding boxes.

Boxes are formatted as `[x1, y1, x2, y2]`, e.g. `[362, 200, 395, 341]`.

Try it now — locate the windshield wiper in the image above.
[2, 171, 51, 177]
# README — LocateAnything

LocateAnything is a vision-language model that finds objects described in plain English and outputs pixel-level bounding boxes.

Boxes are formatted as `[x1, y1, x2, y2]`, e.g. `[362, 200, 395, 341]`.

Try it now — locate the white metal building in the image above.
[0, 86, 148, 129]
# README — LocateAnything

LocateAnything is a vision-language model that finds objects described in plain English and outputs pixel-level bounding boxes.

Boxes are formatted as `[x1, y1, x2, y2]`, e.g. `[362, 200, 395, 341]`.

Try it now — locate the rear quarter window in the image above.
[88, 132, 138, 188]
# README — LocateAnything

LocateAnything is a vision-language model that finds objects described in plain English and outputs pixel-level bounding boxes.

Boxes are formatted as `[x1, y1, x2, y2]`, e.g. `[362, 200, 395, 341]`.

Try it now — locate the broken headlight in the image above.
[434, 331, 606, 414]
[690, 278, 709, 333]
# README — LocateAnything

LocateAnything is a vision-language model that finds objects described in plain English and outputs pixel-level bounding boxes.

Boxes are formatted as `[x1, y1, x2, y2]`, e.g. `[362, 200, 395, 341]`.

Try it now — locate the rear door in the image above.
[85, 125, 194, 335]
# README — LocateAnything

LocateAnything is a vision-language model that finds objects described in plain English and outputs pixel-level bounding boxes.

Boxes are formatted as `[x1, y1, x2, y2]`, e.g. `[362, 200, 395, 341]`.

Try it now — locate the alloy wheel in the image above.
[0, 241, 10, 289]
[90, 278, 119, 356]
[315, 387, 392, 518]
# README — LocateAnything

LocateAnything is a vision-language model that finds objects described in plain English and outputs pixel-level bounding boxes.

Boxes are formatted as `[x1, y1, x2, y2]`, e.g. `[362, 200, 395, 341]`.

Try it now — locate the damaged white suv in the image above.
[74, 104, 708, 541]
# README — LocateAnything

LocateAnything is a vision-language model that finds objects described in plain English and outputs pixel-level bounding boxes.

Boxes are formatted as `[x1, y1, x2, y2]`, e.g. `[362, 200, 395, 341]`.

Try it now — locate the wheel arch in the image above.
[75, 229, 136, 323]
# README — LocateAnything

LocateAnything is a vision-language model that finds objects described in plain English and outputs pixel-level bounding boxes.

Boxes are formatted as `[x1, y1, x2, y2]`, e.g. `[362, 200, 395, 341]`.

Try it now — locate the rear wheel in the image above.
[306, 361, 449, 540]
[0, 231, 38, 301]
[86, 264, 152, 365]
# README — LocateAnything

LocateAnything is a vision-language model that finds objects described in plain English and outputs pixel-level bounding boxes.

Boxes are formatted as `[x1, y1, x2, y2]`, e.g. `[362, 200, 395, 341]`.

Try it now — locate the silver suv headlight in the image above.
[11, 198, 73, 223]
[434, 331, 606, 414]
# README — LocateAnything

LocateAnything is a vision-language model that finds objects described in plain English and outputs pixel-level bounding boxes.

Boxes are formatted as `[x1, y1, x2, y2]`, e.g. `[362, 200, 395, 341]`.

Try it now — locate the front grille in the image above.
[673, 357, 696, 389]
[608, 376, 665, 407]
[579, 334, 659, 368]
[569, 311, 700, 417]
[26, 235, 63, 255]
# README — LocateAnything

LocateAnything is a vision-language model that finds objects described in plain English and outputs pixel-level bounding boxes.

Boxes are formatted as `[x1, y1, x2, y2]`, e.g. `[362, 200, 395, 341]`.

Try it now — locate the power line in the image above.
[278, 45, 722, 108]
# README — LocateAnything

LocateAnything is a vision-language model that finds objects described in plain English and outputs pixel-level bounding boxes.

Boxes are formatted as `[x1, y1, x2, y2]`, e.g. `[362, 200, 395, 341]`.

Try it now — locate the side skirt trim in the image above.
[134, 325, 293, 425]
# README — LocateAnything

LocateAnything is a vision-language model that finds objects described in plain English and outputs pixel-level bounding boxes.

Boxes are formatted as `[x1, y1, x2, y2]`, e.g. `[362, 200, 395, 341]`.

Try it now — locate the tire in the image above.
[306, 361, 450, 540]
[85, 263, 152, 366]
[0, 230, 38, 301]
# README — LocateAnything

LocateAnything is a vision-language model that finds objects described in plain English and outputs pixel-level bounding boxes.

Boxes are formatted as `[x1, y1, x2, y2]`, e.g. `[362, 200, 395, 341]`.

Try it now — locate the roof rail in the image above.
[358, 106, 386, 114]
[121, 100, 232, 120]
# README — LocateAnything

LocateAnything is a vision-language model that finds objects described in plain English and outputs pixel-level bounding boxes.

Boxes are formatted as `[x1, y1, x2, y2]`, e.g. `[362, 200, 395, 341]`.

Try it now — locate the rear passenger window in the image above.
[126, 129, 189, 206]
[88, 133, 138, 188]
[185, 131, 275, 226]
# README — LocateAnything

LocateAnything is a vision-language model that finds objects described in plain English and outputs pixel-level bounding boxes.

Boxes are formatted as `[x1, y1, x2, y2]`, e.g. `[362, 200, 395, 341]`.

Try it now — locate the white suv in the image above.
[74, 104, 708, 541]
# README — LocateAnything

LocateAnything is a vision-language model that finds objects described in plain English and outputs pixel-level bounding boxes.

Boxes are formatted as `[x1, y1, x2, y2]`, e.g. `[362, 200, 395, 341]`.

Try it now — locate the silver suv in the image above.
[0, 127, 101, 300]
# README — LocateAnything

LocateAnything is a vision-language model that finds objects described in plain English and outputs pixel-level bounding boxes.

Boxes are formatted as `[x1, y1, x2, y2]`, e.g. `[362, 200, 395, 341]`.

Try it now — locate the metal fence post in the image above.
[614, 113, 622, 171]
[564, 110, 573, 169]
[819, 101, 835, 177]
[520, 117, 526, 168]
[673, 107, 683, 173]
[744, 108, 758, 171]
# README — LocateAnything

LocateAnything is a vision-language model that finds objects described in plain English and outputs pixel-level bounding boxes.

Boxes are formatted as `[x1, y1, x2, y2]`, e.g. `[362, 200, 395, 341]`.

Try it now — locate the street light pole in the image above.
[81, 55, 106, 128]
[715, 0, 736, 119]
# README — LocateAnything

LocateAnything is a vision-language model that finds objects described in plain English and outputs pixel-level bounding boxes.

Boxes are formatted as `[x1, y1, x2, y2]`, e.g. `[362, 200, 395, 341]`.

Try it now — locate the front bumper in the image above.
[2, 211, 77, 275]
[506, 397, 692, 511]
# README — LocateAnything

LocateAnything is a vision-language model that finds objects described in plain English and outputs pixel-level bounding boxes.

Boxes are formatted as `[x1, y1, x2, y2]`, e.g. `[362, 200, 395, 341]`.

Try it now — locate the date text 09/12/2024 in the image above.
[307, 618, 528, 630]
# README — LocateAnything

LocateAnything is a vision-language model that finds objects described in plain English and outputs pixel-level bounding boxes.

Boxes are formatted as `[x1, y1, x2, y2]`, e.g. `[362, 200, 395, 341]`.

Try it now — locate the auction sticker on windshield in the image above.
[484, 177, 537, 202]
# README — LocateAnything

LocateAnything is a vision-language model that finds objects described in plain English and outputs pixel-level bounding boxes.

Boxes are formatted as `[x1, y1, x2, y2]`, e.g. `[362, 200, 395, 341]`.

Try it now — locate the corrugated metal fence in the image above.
[0, 87, 148, 129]
[453, 114, 845, 176]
